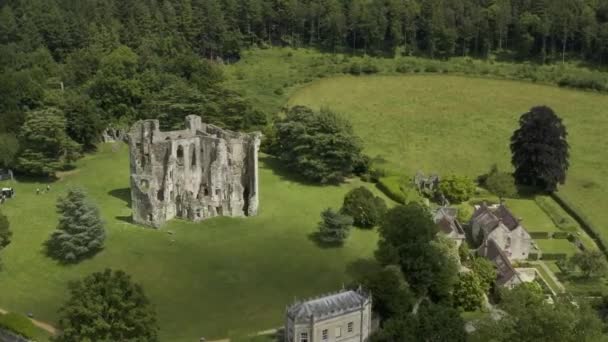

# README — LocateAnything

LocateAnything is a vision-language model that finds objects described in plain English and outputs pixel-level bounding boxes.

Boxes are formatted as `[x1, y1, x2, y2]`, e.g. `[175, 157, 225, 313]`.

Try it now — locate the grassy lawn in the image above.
[0, 144, 385, 341]
[286, 74, 608, 243]
[503, 199, 560, 233]
[535, 239, 579, 256]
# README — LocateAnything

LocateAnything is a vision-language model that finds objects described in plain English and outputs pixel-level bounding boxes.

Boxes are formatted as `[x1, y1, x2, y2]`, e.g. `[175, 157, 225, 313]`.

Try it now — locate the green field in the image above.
[287, 74, 608, 242]
[0, 144, 385, 341]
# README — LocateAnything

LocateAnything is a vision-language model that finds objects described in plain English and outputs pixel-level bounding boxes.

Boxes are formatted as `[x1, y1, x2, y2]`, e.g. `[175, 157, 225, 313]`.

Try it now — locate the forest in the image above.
[2, 0, 608, 175]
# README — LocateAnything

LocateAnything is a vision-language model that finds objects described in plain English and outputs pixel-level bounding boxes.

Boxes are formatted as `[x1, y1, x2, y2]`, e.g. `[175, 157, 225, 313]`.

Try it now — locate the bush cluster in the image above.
[341, 187, 387, 228]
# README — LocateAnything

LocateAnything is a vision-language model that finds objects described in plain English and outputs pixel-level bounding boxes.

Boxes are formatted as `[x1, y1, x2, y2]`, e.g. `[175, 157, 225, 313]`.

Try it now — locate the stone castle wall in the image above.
[128, 115, 261, 228]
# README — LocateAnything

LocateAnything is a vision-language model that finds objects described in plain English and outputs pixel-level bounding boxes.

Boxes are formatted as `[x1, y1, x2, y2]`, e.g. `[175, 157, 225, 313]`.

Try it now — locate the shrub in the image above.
[527, 253, 539, 261]
[552, 232, 571, 239]
[456, 204, 473, 224]
[558, 74, 607, 92]
[349, 61, 362, 75]
[570, 250, 608, 278]
[341, 187, 387, 228]
[361, 59, 379, 74]
[274, 88, 284, 95]
[0, 313, 36, 339]
[377, 176, 407, 204]
[317, 208, 353, 244]
[530, 232, 551, 239]
[438, 175, 476, 204]
[541, 253, 568, 260]
[535, 196, 578, 232]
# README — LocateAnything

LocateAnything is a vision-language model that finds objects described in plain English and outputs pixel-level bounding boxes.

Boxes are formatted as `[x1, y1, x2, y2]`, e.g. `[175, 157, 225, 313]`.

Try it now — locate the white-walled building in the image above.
[285, 287, 372, 342]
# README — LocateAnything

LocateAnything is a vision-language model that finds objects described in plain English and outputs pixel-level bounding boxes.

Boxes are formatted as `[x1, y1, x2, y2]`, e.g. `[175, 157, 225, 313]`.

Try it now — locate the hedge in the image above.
[540, 253, 568, 261]
[552, 232, 571, 240]
[0, 313, 36, 339]
[527, 253, 539, 261]
[534, 196, 578, 232]
[530, 232, 551, 239]
[551, 192, 608, 258]
[377, 176, 406, 204]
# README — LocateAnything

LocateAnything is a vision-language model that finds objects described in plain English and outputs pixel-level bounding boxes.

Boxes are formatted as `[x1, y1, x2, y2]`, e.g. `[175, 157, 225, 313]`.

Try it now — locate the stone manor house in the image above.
[285, 287, 372, 342]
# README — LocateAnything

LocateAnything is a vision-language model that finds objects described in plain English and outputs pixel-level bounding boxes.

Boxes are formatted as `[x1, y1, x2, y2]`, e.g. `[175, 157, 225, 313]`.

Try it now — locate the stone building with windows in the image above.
[471, 203, 533, 261]
[285, 287, 372, 342]
[128, 115, 262, 228]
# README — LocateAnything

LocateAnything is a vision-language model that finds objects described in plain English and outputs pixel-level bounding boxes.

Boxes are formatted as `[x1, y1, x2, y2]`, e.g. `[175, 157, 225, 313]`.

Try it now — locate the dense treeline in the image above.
[2, 0, 608, 175]
[3, 0, 608, 62]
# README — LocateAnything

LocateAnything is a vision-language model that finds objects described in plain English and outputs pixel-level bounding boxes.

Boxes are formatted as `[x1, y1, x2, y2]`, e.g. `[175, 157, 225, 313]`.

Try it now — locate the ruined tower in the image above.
[128, 115, 262, 228]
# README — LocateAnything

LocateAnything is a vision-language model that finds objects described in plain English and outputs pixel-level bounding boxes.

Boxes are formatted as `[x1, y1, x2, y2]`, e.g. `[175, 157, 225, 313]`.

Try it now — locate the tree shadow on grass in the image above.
[307, 231, 345, 249]
[108, 188, 132, 208]
[116, 215, 134, 224]
[260, 155, 341, 188]
[346, 258, 382, 281]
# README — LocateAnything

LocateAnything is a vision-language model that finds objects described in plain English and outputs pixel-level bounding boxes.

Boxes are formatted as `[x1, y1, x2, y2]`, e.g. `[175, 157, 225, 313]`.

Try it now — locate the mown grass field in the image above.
[287, 74, 608, 243]
[0, 144, 385, 341]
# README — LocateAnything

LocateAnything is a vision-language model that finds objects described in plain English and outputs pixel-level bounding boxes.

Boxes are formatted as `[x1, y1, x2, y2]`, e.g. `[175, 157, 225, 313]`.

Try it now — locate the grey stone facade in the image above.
[285, 288, 372, 342]
[128, 115, 261, 228]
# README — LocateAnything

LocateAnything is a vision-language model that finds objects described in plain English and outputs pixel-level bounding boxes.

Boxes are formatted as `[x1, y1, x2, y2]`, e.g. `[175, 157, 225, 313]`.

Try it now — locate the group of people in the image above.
[36, 185, 51, 195]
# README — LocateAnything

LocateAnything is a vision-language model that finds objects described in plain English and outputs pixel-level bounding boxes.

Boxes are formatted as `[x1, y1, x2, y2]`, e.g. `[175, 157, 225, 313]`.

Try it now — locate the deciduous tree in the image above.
[54, 269, 158, 342]
[511, 106, 569, 192]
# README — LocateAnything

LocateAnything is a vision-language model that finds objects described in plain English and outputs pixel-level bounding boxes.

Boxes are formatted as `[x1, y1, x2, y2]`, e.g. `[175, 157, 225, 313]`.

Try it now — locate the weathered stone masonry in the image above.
[128, 115, 261, 228]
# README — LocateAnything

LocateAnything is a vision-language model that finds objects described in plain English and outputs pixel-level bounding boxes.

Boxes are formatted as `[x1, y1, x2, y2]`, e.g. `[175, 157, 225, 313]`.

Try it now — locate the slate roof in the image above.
[479, 239, 520, 286]
[435, 207, 465, 237]
[471, 203, 521, 233]
[287, 288, 370, 323]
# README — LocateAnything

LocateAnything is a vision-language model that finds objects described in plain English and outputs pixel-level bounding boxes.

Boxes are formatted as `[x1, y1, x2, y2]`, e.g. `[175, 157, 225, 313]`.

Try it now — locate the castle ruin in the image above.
[128, 115, 262, 228]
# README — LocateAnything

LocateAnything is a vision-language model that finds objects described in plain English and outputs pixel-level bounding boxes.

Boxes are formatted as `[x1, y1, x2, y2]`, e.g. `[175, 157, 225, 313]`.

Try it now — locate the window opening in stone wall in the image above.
[322, 329, 328, 340]
[190, 143, 196, 168]
[140, 179, 149, 190]
[177, 145, 184, 165]
[348, 322, 353, 332]
[157, 190, 164, 201]
[300, 333, 308, 342]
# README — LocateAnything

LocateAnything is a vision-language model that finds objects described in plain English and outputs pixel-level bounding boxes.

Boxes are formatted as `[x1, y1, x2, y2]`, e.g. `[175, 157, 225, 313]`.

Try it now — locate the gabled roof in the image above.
[479, 239, 520, 286]
[495, 205, 520, 230]
[435, 210, 465, 237]
[471, 203, 522, 233]
[287, 288, 370, 323]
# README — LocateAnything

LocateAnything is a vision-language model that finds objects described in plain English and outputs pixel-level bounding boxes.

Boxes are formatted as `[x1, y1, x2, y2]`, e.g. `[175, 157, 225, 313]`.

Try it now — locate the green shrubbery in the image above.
[541, 253, 568, 261]
[535, 196, 578, 232]
[377, 176, 420, 205]
[483, 166, 518, 198]
[530, 232, 551, 239]
[558, 74, 607, 92]
[341, 187, 387, 228]
[0, 313, 36, 339]
[438, 175, 476, 204]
